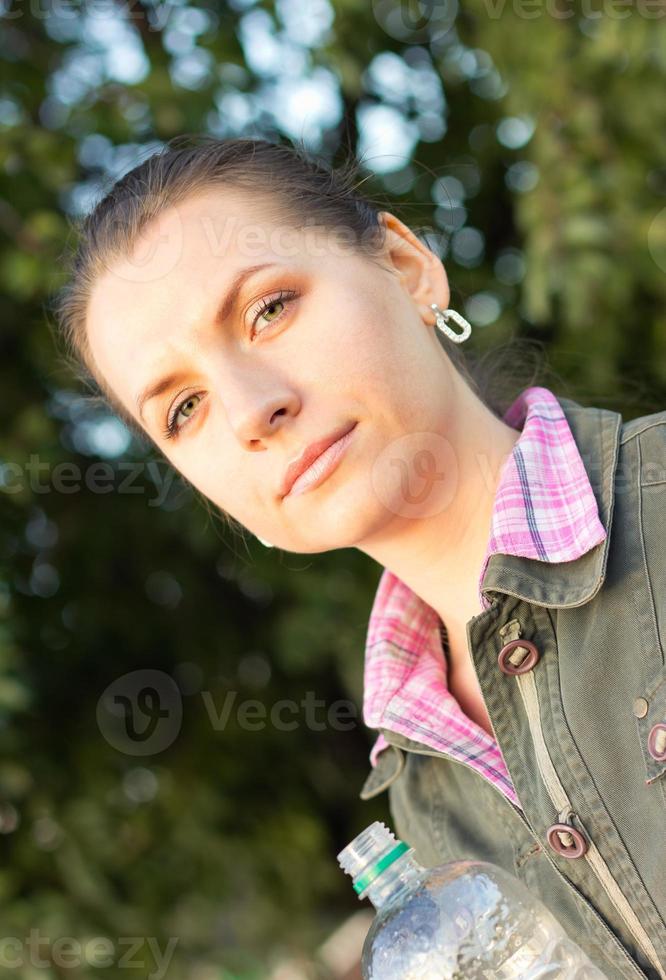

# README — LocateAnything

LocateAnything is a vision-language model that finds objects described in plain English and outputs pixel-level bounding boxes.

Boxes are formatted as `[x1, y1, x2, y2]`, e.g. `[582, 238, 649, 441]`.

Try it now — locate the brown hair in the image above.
[50, 132, 558, 469]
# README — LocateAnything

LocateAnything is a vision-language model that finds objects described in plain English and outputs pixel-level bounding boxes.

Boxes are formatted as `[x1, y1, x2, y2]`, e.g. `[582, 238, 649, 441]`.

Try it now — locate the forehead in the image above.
[88, 187, 289, 340]
[85, 187, 307, 406]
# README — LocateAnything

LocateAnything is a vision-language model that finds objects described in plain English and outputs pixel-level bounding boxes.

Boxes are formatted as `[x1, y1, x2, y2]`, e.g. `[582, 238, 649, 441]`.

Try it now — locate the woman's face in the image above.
[86, 187, 456, 552]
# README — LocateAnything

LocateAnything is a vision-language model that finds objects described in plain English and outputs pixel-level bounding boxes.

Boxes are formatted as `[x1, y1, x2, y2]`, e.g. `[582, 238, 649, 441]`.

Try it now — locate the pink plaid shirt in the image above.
[362, 386, 608, 810]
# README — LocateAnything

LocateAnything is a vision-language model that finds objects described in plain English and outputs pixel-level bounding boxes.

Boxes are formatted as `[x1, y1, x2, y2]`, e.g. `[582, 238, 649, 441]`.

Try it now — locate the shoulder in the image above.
[619, 405, 666, 447]
[556, 393, 666, 482]
[616, 406, 666, 487]
[555, 391, 666, 442]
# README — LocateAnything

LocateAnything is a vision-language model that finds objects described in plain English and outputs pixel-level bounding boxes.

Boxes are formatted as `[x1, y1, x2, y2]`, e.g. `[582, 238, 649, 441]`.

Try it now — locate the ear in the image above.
[376, 210, 450, 319]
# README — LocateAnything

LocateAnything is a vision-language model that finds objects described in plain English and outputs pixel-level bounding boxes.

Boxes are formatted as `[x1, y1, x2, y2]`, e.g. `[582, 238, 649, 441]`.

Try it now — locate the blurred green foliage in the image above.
[1, 0, 666, 976]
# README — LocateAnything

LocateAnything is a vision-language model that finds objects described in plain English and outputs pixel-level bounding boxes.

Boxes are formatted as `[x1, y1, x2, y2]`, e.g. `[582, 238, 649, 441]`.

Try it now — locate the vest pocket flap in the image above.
[635, 664, 666, 786]
[359, 743, 405, 800]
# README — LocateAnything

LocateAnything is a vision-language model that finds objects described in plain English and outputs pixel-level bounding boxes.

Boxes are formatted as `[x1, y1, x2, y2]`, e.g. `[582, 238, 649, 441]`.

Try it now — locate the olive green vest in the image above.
[359, 395, 666, 980]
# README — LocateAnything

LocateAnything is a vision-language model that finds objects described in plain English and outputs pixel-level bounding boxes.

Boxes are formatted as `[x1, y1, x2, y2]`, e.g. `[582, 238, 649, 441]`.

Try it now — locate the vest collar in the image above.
[480, 395, 623, 610]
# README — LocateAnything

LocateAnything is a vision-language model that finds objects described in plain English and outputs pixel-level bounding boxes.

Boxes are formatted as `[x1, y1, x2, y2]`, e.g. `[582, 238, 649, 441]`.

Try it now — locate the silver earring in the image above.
[256, 536, 274, 548]
[430, 303, 472, 343]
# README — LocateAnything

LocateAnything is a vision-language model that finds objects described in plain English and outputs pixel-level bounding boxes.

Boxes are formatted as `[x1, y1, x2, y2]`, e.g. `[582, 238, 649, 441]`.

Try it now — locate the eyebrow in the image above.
[136, 262, 278, 423]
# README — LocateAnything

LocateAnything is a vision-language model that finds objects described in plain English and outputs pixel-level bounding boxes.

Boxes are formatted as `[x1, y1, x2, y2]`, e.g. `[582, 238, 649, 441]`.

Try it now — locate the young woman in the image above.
[53, 135, 666, 980]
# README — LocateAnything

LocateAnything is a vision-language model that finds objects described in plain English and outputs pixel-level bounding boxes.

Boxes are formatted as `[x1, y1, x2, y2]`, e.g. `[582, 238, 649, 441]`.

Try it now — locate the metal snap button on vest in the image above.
[497, 639, 540, 675]
[546, 822, 589, 859]
[632, 697, 649, 719]
[647, 723, 666, 762]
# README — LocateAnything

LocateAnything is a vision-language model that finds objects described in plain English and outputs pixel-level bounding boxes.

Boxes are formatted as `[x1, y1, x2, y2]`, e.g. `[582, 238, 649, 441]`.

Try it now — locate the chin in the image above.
[313, 496, 389, 552]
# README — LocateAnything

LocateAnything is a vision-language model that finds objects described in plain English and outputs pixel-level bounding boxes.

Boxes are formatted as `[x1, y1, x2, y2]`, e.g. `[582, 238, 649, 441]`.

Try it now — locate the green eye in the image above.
[251, 288, 299, 333]
[180, 395, 200, 419]
[262, 299, 284, 322]
[164, 393, 202, 440]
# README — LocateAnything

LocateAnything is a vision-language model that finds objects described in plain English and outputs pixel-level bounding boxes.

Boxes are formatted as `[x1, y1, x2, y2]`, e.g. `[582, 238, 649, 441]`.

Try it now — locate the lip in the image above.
[281, 422, 357, 499]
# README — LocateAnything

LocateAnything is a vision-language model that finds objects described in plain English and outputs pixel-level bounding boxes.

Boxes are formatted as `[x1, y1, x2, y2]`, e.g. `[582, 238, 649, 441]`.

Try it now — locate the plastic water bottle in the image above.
[337, 821, 609, 979]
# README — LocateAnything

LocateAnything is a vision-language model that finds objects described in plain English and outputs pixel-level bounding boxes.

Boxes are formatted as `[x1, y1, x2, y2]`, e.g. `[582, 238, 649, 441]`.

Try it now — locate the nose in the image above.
[220, 364, 301, 450]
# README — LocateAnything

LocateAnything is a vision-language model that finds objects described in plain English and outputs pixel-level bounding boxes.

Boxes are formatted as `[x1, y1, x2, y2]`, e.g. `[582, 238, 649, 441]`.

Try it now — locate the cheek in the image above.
[309, 311, 394, 393]
[184, 422, 268, 520]
[189, 455, 259, 523]
[159, 429, 235, 513]
[326, 313, 435, 425]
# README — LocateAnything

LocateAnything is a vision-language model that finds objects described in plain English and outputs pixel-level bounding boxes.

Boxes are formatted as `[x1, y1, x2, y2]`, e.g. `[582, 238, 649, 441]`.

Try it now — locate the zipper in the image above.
[380, 728, 650, 980]
[498, 618, 665, 980]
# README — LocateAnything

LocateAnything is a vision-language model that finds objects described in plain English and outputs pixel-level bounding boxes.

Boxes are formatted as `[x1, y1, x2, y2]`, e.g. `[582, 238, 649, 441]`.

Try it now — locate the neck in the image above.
[358, 371, 520, 636]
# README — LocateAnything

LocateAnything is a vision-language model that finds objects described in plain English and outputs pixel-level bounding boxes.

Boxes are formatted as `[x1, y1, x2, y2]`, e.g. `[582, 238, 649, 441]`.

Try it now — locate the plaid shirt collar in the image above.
[361, 386, 609, 803]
